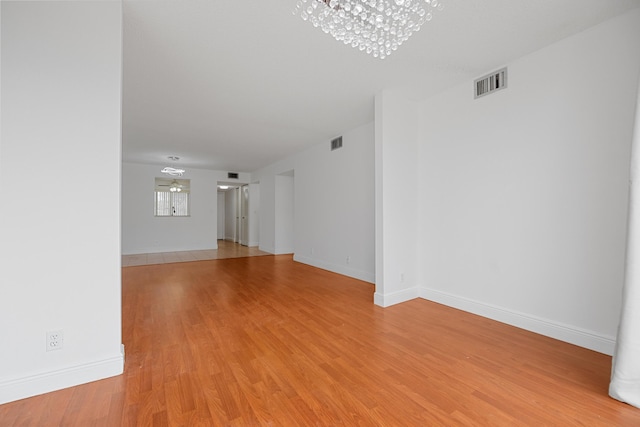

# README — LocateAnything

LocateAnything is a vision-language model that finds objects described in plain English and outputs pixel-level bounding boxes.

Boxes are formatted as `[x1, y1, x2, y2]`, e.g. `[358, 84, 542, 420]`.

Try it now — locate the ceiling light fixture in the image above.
[167, 156, 180, 161]
[167, 180, 183, 192]
[218, 185, 229, 190]
[293, 0, 443, 59]
[161, 167, 185, 176]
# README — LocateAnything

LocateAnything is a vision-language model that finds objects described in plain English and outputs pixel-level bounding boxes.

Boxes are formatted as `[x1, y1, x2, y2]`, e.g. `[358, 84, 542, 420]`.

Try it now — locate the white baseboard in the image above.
[123, 244, 218, 255]
[419, 287, 615, 355]
[373, 287, 419, 307]
[275, 247, 295, 255]
[0, 346, 125, 405]
[293, 254, 375, 284]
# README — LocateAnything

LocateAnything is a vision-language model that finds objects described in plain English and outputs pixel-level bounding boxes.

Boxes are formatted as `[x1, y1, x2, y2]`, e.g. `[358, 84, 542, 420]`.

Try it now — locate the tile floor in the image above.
[122, 240, 272, 267]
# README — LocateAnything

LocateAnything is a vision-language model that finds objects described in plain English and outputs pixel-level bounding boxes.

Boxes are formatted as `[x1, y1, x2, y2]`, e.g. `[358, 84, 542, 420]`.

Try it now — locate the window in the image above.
[155, 178, 190, 216]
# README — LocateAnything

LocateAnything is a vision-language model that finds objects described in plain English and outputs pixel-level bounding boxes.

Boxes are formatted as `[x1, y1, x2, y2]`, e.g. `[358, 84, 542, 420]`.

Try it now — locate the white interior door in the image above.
[240, 185, 249, 246]
[235, 187, 241, 243]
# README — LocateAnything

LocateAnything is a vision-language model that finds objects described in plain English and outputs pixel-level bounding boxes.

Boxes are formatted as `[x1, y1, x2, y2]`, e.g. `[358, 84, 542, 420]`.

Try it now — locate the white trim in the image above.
[419, 287, 615, 355]
[275, 247, 295, 255]
[122, 244, 218, 255]
[259, 245, 275, 254]
[293, 254, 375, 284]
[373, 287, 419, 307]
[0, 348, 124, 405]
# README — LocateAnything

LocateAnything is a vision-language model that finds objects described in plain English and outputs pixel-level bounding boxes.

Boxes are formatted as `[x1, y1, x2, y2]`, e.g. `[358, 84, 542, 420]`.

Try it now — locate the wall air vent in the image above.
[475, 67, 507, 99]
[227, 172, 239, 179]
[331, 136, 343, 151]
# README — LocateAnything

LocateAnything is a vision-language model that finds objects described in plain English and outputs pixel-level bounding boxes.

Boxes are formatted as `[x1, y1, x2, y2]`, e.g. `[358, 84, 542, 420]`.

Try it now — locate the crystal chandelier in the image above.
[293, 0, 443, 59]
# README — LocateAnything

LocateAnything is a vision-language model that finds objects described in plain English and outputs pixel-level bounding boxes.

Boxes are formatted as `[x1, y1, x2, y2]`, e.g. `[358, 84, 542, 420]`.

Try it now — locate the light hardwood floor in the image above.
[2, 256, 639, 425]
[122, 240, 272, 267]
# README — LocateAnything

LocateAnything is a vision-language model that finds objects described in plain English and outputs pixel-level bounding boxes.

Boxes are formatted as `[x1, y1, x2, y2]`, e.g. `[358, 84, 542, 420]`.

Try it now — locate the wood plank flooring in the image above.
[2, 255, 639, 425]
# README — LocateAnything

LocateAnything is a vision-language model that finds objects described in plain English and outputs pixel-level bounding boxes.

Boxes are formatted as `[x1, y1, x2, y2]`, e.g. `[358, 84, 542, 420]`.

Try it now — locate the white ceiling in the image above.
[122, 0, 640, 172]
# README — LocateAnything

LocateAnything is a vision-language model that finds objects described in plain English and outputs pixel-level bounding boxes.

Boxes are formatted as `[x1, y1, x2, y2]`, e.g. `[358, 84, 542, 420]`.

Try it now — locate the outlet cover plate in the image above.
[46, 330, 64, 351]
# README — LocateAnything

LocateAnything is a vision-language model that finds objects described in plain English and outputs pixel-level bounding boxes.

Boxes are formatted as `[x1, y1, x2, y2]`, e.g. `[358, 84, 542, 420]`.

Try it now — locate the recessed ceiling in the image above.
[122, 0, 640, 172]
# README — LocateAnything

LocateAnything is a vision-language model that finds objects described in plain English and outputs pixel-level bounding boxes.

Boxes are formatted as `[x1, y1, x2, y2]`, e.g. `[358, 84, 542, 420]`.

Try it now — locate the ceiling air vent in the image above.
[331, 136, 343, 151]
[227, 172, 239, 179]
[475, 67, 507, 99]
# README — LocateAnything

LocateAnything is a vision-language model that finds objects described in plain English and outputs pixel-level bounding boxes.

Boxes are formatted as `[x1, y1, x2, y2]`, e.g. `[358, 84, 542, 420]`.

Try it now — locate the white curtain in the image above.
[610, 78, 640, 409]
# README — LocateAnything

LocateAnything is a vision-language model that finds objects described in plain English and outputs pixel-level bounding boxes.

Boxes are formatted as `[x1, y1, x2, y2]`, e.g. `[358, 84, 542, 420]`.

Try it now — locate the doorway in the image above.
[240, 185, 249, 246]
[218, 182, 259, 248]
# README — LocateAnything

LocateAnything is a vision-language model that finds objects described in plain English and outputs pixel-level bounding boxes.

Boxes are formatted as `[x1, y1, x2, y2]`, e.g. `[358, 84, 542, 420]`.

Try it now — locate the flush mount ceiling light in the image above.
[167, 156, 180, 161]
[293, 0, 443, 59]
[218, 185, 230, 190]
[161, 167, 185, 176]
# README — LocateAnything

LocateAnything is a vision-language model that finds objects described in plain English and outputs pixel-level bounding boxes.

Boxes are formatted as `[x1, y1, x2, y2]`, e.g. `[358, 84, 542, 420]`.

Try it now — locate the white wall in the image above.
[414, 9, 640, 354]
[217, 192, 225, 239]
[253, 122, 375, 282]
[256, 172, 277, 253]
[0, 1, 124, 403]
[294, 123, 375, 281]
[275, 174, 295, 254]
[248, 183, 260, 247]
[121, 162, 232, 254]
[374, 92, 420, 306]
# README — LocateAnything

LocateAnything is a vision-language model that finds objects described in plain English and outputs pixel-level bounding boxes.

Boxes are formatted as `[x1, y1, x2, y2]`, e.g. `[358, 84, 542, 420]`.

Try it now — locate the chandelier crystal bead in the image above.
[293, 0, 443, 59]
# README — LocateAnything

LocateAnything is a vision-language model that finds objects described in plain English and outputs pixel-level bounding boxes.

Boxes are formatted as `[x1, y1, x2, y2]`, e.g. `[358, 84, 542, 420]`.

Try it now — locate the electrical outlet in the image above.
[46, 330, 64, 351]
[346, 256, 350, 264]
